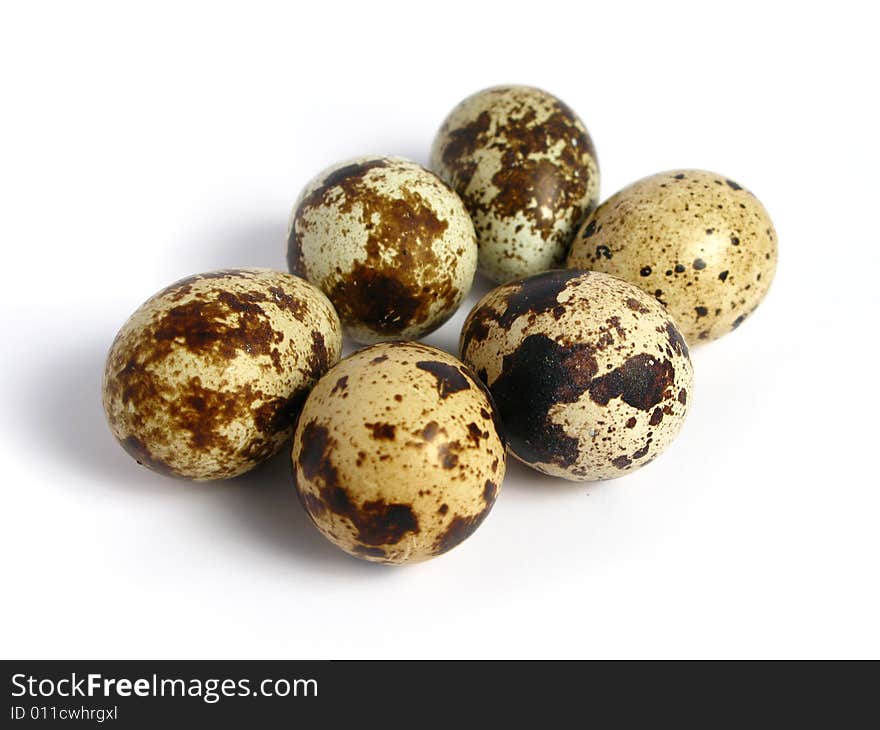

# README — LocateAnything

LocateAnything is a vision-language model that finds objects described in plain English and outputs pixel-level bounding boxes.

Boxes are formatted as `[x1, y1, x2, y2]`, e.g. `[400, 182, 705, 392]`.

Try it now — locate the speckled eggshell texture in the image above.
[567, 170, 777, 343]
[460, 270, 693, 481]
[287, 156, 478, 344]
[103, 268, 343, 481]
[291, 342, 506, 564]
[430, 85, 600, 284]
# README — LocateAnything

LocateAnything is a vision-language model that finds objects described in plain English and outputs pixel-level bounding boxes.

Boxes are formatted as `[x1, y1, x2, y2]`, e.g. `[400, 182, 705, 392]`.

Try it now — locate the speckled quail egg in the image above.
[291, 341, 506, 564]
[460, 269, 693, 481]
[567, 170, 777, 343]
[103, 268, 343, 481]
[430, 85, 600, 284]
[287, 155, 478, 344]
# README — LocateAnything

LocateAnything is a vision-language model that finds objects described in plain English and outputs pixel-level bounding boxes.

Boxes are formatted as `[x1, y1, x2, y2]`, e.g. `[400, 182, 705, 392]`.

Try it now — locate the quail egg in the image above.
[431, 85, 600, 283]
[287, 155, 478, 344]
[460, 269, 693, 481]
[103, 268, 343, 480]
[291, 341, 506, 564]
[567, 170, 777, 343]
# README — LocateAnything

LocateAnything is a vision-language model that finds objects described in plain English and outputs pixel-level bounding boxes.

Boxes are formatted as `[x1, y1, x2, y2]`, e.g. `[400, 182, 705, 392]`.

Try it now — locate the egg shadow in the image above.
[17, 336, 384, 573]
[210, 449, 388, 574]
[499, 453, 608, 495]
[175, 131, 441, 277]
[329, 134, 431, 169]
[16, 335, 172, 493]
[388, 146, 430, 168]
[177, 217, 290, 275]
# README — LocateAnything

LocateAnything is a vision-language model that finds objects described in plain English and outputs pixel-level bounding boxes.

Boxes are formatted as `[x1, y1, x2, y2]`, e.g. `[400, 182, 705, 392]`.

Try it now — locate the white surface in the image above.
[1, 0, 878, 659]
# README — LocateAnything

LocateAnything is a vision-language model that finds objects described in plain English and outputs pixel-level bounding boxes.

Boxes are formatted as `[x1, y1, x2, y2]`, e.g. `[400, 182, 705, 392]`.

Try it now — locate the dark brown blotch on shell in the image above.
[120, 435, 177, 477]
[296, 421, 420, 547]
[433, 514, 486, 555]
[421, 421, 440, 441]
[109, 347, 319, 473]
[612, 455, 632, 469]
[460, 269, 583, 354]
[437, 443, 459, 469]
[632, 442, 651, 460]
[489, 334, 598, 468]
[165, 377, 246, 453]
[329, 263, 425, 337]
[415, 360, 471, 398]
[152, 291, 284, 371]
[432, 476, 499, 557]
[485, 331, 679, 469]
[439, 111, 491, 189]
[626, 297, 649, 313]
[588, 354, 675, 411]
[307, 331, 329, 375]
[498, 269, 582, 329]
[467, 372, 507, 449]
[365, 422, 396, 440]
[665, 321, 690, 359]
[287, 159, 390, 277]
[466, 422, 485, 448]
[252, 389, 309, 438]
[649, 407, 664, 426]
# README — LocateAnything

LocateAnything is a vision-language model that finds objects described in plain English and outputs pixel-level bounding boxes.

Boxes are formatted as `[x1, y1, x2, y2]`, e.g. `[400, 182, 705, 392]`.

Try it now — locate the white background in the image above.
[1, 0, 878, 659]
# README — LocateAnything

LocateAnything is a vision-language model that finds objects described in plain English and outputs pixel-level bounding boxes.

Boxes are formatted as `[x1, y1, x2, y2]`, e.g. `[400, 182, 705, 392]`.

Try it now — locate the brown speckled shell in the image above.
[460, 270, 693, 481]
[287, 156, 478, 344]
[103, 268, 343, 481]
[291, 342, 506, 564]
[567, 170, 777, 343]
[430, 85, 600, 284]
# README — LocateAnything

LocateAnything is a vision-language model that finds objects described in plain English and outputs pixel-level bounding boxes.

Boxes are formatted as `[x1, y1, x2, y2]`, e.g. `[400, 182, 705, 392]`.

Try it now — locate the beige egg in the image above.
[430, 85, 600, 284]
[291, 342, 506, 564]
[460, 269, 693, 481]
[103, 268, 343, 481]
[567, 170, 777, 343]
[287, 156, 477, 344]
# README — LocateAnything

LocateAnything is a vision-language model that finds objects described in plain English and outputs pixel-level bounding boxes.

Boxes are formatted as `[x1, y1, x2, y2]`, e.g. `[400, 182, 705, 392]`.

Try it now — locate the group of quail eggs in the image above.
[103, 85, 777, 565]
